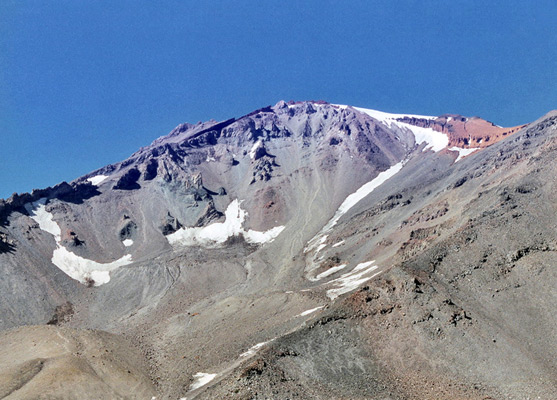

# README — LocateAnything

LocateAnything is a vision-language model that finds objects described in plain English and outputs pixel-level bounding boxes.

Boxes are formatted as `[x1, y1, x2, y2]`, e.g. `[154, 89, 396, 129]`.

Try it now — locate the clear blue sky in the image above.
[1, 1, 556, 198]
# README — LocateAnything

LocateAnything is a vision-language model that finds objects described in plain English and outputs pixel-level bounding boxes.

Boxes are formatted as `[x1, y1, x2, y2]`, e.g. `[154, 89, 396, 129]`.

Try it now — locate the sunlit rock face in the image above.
[1, 101, 553, 400]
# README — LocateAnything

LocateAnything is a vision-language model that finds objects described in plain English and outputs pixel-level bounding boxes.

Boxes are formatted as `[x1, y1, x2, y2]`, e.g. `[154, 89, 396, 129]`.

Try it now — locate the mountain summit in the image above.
[0, 102, 555, 399]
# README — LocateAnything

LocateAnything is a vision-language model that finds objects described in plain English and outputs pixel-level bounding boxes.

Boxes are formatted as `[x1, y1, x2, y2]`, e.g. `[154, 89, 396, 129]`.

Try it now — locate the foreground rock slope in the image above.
[0, 102, 555, 399]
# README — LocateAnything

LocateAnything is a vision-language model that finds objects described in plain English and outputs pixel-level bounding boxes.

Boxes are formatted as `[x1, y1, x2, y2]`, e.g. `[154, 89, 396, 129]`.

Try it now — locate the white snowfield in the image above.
[353, 106, 448, 152]
[166, 199, 285, 247]
[326, 261, 382, 300]
[86, 175, 109, 186]
[449, 146, 480, 162]
[25, 198, 132, 286]
[122, 239, 133, 247]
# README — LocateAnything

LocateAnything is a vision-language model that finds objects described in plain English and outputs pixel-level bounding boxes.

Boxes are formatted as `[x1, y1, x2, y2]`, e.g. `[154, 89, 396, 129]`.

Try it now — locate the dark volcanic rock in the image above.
[113, 168, 141, 190]
[143, 158, 159, 181]
[161, 212, 182, 235]
[118, 219, 138, 240]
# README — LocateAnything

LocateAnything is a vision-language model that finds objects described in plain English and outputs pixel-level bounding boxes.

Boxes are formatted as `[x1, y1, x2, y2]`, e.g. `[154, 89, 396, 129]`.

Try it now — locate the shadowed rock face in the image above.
[0, 102, 555, 399]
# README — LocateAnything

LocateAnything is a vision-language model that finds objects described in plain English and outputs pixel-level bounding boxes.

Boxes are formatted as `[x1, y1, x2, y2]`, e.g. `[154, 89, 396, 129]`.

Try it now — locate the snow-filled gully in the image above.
[303, 160, 403, 299]
[25, 198, 132, 286]
[304, 160, 404, 264]
[304, 105, 479, 300]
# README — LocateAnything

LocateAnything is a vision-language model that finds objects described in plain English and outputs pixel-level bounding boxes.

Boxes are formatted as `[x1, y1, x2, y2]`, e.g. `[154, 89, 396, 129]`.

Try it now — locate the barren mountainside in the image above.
[0, 101, 555, 399]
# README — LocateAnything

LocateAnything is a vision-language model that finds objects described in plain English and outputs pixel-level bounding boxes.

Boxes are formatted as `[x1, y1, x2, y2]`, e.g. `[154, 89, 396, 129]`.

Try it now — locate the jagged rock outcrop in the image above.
[113, 168, 141, 190]
[1, 102, 554, 399]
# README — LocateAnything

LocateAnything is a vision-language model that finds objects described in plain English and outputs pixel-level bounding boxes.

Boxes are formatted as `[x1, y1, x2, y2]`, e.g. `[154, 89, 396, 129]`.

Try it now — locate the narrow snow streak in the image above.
[449, 147, 480, 162]
[86, 175, 108, 186]
[240, 341, 272, 358]
[313, 264, 347, 281]
[333, 162, 404, 223]
[166, 199, 285, 247]
[305, 161, 403, 272]
[299, 306, 325, 316]
[25, 198, 132, 286]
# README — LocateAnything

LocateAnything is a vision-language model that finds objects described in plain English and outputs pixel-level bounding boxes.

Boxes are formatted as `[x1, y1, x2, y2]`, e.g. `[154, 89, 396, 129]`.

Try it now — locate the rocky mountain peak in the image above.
[1, 101, 555, 399]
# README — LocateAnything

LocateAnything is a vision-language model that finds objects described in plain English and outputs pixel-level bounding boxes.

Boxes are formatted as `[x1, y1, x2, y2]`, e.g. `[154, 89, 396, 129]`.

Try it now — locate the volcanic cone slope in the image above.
[0, 102, 555, 399]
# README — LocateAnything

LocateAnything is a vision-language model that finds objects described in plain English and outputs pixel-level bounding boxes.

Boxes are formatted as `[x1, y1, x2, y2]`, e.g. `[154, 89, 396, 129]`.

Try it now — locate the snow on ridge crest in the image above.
[87, 175, 109, 186]
[353, 106, 448, 152]
[351, 106, 436, 122]
[166, 199, 285, 248]
[335, 104, 448, 152]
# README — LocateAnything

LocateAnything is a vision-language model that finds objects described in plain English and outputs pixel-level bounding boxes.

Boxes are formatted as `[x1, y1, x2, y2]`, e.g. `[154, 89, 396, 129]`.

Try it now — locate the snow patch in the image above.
[25, 198, 61, 239]
[249, 140, 263, 160]
[313, 264, 347, 281]
[332, 240, 345, 248]
[449, 147, 480, 162]
[315, 243, 327, 253]
[401, 123, 449, 152]
[166, 199, 284, 247]
[206, 156, 216, 162]
[122, 239, 133, 247]
[298, 306, 324, 316]
[326, 261, 381, 300]
[304, 235, 327, 253]
[52, 247, 132, 286]
[87, 175, 108, 186]
[244, 226, 285, 244]
[189, 372, 217, 391]
[25, 198, 132, 286]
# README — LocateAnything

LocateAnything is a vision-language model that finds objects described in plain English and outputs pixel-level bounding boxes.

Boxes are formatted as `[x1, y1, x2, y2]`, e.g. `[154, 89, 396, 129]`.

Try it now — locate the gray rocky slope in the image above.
[0, 101, 555, 399]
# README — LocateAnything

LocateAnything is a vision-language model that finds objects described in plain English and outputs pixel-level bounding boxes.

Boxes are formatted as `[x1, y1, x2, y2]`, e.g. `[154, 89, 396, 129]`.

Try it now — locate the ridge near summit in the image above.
[0, 101, 555, 399]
